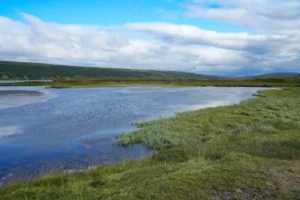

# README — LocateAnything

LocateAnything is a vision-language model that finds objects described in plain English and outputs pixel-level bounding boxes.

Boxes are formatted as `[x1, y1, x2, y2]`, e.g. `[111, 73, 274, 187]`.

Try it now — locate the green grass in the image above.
[1, 88, 300, 199]
[49, 78, 300, 88]
[1, 78, 300, 88]
[117, 89, 300, 149]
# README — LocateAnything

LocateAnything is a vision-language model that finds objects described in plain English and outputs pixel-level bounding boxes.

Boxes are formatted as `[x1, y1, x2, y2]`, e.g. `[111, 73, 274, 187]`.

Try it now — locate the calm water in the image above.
[0, 86, 261, 186]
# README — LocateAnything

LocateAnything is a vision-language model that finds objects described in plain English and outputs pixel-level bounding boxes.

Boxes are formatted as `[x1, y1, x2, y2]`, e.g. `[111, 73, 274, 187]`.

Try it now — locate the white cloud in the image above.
[183, 0, 300, 74]
[187, 0, 300, 31]
[125, 22, 285, 50]
[0, 12, 299, 75]
[125, 22, 300, 73]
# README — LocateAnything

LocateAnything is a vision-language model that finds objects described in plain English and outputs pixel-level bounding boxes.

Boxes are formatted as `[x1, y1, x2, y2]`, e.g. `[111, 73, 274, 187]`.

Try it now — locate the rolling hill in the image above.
[246, 72, 300, 79]
[0, 61, 212, 80]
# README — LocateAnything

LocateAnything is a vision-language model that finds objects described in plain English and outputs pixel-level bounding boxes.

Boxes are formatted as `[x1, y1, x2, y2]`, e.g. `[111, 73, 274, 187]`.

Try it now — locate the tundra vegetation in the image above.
[1, 77, 300, 88]
[1, 88, 300, 199]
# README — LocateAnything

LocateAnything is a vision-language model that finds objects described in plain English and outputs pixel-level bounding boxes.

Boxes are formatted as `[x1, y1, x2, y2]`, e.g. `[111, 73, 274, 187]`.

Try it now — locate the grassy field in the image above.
[1, 88, 300, 199]
[1, 77, 300, 88]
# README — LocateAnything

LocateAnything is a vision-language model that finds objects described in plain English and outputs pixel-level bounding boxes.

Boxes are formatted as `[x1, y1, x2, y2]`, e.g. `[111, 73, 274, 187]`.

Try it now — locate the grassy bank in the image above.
[1, 77, 300, 88]
[1, 88, 300, 199]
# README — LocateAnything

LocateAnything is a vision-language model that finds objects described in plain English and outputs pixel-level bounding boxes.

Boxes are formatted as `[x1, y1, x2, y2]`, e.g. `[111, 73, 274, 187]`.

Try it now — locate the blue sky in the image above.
[0, 0, 248, 32]
[0, 0, 299, 75]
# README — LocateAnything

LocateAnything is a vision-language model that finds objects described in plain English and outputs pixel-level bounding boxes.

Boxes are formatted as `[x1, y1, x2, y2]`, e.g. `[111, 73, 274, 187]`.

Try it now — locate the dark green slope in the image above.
[0, 61, 211, 80]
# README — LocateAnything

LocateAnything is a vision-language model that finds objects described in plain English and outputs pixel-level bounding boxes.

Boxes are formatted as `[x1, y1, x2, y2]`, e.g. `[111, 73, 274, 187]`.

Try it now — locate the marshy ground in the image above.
[1, 88, 300, 200]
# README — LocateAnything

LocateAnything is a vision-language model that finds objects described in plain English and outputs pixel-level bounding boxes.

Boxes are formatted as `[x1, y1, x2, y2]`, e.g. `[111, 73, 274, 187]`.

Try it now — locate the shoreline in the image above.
[115, 88, 265, 149]
[1, 77, 300, 88]
[0, 87, 260, 188]
[1, 87, 300, 199]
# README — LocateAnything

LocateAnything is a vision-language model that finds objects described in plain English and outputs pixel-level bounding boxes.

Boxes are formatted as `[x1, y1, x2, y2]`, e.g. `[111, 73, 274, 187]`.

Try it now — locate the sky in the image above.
[0, 0, 299, 76]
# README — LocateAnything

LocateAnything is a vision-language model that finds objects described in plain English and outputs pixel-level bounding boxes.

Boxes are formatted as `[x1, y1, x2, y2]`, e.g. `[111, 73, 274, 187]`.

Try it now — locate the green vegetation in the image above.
[1, 60, 299, 88]
[1, 61, 300, 81]
[0, 61, 209, 80]
[1, 88, 300, 199]
[116, 89, 300, 149]
[1, 77, 300, 88]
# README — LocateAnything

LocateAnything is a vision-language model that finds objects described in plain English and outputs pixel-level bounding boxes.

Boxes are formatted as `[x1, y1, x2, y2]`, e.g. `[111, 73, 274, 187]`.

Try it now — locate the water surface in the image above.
[0, 86, 261, 186]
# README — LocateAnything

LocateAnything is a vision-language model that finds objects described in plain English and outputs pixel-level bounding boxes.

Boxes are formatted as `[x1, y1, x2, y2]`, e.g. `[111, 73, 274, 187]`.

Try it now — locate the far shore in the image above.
[1, 77, 300, 88]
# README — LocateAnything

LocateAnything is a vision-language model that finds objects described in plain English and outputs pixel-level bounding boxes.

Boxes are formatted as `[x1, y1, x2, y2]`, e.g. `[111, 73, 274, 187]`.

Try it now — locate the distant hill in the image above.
[0, 61, 212, 80]
[246, 73, 300, 79]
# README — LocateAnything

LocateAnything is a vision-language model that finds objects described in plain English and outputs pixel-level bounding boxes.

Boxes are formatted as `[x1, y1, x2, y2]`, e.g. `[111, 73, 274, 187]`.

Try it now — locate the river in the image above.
[0, 86, 261, 186]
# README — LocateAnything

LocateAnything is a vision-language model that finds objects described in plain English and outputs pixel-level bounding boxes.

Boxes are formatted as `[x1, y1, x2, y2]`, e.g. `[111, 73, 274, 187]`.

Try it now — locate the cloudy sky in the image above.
[0, 0, 299, 76]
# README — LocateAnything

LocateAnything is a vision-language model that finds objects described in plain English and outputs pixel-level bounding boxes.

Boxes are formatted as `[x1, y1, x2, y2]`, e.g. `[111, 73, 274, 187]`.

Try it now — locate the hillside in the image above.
[0, 61, 210, 80]
[247, 72, 300, 79]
